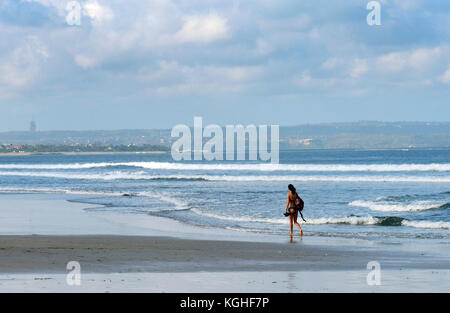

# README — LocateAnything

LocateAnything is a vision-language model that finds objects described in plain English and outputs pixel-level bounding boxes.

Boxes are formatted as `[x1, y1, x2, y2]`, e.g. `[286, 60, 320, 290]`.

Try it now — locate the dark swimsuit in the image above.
[288, 194, 299, 213]
[288, 193, 306, 221]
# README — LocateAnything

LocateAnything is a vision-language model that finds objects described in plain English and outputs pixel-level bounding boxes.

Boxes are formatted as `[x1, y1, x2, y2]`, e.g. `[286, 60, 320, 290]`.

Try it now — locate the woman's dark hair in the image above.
[288, 184, 297, 195]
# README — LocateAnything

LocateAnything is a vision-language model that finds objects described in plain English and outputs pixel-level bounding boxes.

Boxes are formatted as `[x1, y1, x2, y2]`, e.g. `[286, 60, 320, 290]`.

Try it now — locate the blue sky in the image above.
[0, 0, 449, 131]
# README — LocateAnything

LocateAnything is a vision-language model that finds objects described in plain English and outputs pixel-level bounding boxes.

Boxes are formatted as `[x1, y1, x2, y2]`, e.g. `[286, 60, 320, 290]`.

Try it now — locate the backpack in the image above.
[295, 194, 306, 222]
[294, 195, 304, 211]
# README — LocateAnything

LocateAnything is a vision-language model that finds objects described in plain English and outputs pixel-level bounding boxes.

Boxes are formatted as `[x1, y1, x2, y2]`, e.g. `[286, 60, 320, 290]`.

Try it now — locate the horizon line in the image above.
[1, 120, 450, 133]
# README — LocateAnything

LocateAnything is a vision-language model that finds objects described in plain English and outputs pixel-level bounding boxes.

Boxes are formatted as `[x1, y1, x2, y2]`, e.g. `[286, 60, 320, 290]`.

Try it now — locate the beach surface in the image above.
[0, 194, 449, 292]
[0, 235, 449, 292]
[1, 234, 448, 274]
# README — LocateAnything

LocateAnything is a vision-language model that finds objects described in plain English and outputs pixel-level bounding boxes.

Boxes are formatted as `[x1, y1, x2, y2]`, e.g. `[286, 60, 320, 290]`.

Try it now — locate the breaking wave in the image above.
[0, 171, 449, 182]
[349, 200, 450, 212]
[190, 209, 449, 230]
[401, 220, 450, 230]
[0, 162, 449, 172]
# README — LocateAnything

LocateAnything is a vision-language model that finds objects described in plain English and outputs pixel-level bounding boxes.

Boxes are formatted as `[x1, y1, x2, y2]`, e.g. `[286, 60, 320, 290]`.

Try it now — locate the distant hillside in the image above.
[279, 121, 450, 149]
[0, 121, 449, 150]
[281, 121, 450, 136]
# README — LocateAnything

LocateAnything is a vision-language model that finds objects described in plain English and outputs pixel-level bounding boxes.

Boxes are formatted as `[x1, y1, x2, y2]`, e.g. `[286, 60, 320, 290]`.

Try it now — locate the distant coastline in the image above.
[0, 143, 170, 156]
[1, 146, 450, 157]
[1, 121, 449, 150]
[0, 151, 168, 156]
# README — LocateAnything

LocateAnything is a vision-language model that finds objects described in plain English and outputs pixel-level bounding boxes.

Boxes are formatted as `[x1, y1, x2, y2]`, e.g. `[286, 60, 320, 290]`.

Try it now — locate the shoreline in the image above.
[0, 195, 448, 275]
[0, 151, 168, 156]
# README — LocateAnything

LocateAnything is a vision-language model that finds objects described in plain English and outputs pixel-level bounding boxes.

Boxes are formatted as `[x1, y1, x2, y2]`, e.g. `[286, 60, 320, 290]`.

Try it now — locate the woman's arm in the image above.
[285, 194, 290, 212]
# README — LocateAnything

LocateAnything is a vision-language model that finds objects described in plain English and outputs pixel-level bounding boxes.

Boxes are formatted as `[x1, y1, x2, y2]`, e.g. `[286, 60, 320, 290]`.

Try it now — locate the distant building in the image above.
[29, 120, 37, 132]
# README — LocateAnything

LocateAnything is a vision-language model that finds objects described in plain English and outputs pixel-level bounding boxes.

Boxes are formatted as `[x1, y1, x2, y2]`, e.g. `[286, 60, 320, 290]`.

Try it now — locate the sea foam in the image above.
[0, 171, 449, 183]
[349, 200, 449, 212]
[0, 162, 449, 172]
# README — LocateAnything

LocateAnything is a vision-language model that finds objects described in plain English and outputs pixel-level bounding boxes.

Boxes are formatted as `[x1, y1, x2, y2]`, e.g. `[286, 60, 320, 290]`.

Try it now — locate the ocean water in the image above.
[0, 149, 449, 240]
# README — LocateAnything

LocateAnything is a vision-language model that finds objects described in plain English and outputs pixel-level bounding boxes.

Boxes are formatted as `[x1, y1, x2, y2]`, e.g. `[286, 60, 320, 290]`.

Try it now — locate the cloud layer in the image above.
[0, 0, 449, 130]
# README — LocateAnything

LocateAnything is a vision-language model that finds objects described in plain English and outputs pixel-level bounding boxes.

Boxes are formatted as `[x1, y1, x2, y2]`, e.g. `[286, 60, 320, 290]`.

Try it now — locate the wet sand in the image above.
[0, 235, 448, 274]
[2, 270, 449, 293]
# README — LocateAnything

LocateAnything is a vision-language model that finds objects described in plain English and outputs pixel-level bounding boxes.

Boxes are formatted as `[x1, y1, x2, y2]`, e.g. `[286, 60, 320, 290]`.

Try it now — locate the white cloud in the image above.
[22, 0, 67, 14]
[321, 58, 343, 70]
[350, 58, 369, 78]
[205, 65, 263, 82]
[383, 0, 420, 11]
[377, 47, 442, 72]
[294, 71, 338, 88]
[254, 39, 274, 56]
[438, 68, 450, 84]
[24, 0, 114, 23]
[74, 54, 97, 69]
[4, 0, 450, 105]
[67, 8, 230, 70]
[0, 37, 48, 88]
[308, 27, 320, 40]
[83, 0, 114, 24]
[175, 13, 229, 43]
[137, 61, 264, 95]
[257, 14, 311, 31]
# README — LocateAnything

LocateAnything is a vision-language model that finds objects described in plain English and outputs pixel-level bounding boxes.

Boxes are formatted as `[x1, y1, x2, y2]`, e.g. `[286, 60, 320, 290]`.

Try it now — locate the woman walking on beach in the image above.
[285, 184, 303, 237]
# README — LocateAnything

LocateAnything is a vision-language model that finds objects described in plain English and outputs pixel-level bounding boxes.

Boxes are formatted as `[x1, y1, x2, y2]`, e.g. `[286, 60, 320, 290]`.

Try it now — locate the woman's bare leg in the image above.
[289, 211, 293, 236]
[293, 211, 303, 236]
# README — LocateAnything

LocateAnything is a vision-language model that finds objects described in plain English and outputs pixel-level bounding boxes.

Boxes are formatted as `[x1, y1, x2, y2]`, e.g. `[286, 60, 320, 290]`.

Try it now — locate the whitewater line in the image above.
[0, 162, 450, 172]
